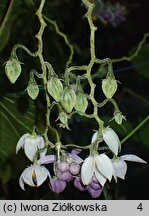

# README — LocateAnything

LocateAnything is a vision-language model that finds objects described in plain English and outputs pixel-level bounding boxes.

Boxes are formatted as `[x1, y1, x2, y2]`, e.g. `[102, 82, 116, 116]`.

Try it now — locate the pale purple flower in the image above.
[92, 1, 127, 27]
[58, 171, 73, 182]
[58, 162, 69, 172]
[50, 178, 66, 193]
[87, 186, 103, 198]
[74, 177, 87, 191]
[69, 164, 80, 175]
[74, 176, 103, 198]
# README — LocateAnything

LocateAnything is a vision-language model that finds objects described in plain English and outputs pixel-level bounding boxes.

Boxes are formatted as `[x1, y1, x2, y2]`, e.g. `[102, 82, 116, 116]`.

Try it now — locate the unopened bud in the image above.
[5, 58, 21, 83]
[102, 76, 117, 99]
[57, 111, 69, 129]
[69, 164, 80, 175]
[58, 162, 69, 172]
[47, 77, 63, 102]
[27, 75, 39, 100]
[113, 111, 126, 125]
[61, 87, 76, 113]
[74, 92, 88, 113]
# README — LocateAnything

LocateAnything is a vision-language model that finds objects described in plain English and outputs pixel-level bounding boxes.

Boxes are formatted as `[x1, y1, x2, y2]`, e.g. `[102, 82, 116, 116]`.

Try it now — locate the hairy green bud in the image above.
[5, 58, 21, 84]
[74, 92, 88, 113]
[61, 87, 76, 113]
[58, 111, 69, 129]
[27, 83, 39, 100]
[113, 111, 126, 125]
[102, 76, 117, 99]
[47, 77, 63, 102]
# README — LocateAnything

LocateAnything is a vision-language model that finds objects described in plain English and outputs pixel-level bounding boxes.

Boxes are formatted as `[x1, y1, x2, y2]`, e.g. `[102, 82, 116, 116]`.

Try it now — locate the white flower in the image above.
[92, 127, 120, 155]
[81, 154, 116, 186]
[19, 164, 51, 190]
[112, 154, 147, 180]
[16, 133, 46, 162]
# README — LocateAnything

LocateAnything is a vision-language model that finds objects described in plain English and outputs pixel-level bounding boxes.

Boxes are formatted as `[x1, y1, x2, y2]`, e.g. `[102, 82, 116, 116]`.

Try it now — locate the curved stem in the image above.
[43, 15, 74, 70]
[112, 32, 149, 63]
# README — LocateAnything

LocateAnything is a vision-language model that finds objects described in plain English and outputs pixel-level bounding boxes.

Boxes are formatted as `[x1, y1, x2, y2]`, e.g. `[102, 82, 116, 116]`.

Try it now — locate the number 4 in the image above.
[137, 203, 143, 211]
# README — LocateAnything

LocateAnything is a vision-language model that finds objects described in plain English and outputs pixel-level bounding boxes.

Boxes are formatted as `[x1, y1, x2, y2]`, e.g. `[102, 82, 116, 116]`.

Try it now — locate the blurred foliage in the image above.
[0, 0, 149, 199]
[132, 44, 149, 79]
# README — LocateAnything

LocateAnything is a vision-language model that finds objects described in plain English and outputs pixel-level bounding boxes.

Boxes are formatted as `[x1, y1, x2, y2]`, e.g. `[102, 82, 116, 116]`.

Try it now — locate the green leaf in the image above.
[0, 95, 35, 163]
[131, 44, 149, 79]
[0, 0, 25, 52]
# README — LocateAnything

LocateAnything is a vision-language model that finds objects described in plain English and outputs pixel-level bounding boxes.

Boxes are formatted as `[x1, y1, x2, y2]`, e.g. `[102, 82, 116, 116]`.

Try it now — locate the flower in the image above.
[50, 178, 67, 193]
[112, 154, 147, 180]
[38, 148, 83, 187]
[19, 164, 51, 190]
[81, 154, 116, 186]
[16, 133, 46, 162]
[74, 176, 103, 198]
[91, 127, 120, 155]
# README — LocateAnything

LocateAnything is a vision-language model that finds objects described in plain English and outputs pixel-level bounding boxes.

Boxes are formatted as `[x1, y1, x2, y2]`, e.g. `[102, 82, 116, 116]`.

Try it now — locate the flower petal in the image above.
[37, 136, 45, 149]
[94, 169, 107, 186]
[50, 178, 66, 193]
[112, 158, 127, 180]
[88, 186, 103, 198]
[81, 156, 95, 185]
[95, 154, 114, 181]
[24, 137, 38, 162]
[74, 177, 87, 191]
[69, 153, 83, 164]
[16, 134, 27, 154]
[37, 155, 55, 165]
[19, 174, 25, 190]
[121, 154, 147, 163]
[22, 166, 35, 187]
[103, 127, 120, 155]
[71, 148, 82, 155]
[34, 165, 50, 186]
[91, 131, 98, 143]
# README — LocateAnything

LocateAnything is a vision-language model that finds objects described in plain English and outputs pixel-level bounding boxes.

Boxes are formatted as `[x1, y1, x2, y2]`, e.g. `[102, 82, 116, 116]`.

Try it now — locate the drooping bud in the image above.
[74, 92, 88, 113]
[47, 76, 63, 102]
[27, 72, 39, 100]
[57, 111, 70, 129]
[113, 111, 126, 125]
[58, 162, 69, 172]
[5, 58, 21, 83]
[102, 75, 117, 99]
[60, 86, 76, 113]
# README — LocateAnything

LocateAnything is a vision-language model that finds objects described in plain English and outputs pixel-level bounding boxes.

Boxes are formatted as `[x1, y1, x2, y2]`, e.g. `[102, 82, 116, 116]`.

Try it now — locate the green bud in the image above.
[61, 87, 76, 113]
[27, 82, 39, 100]
[58, 111, 69, 129]
[74, 92, 88, 113]
[102, 76, 117, 99]
[113, 111, 126, 125]
[47, 77, 63, 102]
[27, 72, 39, 100]
[5, 58, 21, 83]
